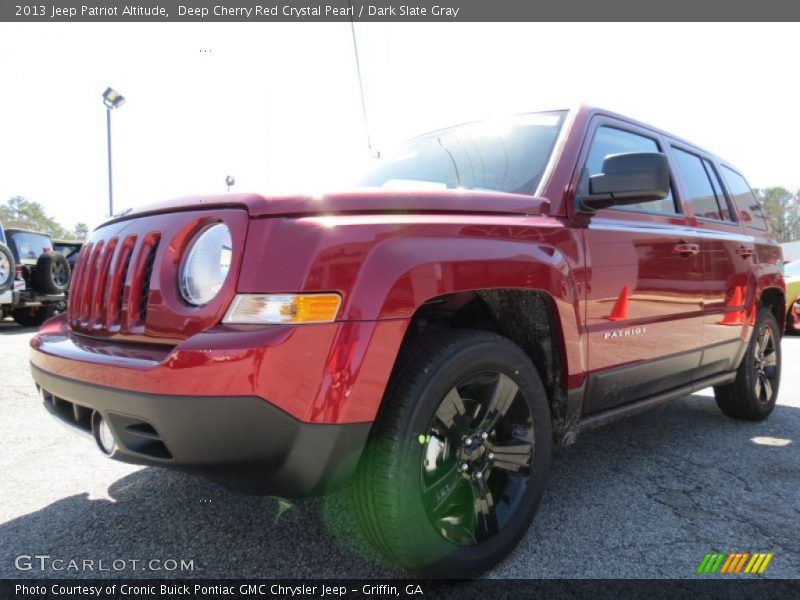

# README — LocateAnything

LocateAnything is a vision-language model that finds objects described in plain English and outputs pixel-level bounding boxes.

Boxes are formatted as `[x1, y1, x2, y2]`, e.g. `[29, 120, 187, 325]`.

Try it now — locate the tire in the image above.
[714, 308, 781, 421]
[12, 303, 64, 328]
[34, 252, 70, 294]
[0, 242, 14, 292]
[353, 330, 552, 576]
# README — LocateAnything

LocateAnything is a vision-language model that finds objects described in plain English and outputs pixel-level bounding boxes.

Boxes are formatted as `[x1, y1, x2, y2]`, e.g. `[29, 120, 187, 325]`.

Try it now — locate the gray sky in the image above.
[1, 22, 798, 231]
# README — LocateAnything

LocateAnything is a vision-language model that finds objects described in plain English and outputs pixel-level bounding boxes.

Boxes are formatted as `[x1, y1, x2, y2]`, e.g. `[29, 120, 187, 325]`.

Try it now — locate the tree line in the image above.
[1, 196, 88, 240]
[2, 188, 800, 243]
[757, 188, 800, 244]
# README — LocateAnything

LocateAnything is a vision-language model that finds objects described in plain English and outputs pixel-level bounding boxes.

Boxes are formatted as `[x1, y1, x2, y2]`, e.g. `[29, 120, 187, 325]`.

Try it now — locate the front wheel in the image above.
[714, 308, 781, 421]
[353, 330, 552, 576]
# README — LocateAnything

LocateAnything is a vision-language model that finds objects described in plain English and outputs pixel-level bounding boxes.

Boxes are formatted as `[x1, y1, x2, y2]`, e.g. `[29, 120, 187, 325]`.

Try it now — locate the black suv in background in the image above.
[1, 228, 71, 326]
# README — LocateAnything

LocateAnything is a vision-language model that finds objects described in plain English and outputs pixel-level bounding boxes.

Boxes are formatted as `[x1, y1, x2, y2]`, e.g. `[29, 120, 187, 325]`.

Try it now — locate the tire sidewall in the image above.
[0, 243, 14, 292]
[389, 336, 552, 575]
[35, 252, 70, 294]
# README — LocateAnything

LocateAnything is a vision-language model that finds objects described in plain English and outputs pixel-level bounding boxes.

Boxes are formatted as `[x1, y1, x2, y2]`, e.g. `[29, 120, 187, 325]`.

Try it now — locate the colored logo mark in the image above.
[696, 552, 773, 574]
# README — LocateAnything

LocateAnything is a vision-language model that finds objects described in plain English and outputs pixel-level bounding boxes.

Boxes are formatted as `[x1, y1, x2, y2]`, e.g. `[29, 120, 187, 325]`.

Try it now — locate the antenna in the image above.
[347, 1, 378, 157]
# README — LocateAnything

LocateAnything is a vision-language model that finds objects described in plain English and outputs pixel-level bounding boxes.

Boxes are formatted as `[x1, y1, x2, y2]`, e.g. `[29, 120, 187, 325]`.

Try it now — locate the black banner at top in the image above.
[3, 0, 800, 22]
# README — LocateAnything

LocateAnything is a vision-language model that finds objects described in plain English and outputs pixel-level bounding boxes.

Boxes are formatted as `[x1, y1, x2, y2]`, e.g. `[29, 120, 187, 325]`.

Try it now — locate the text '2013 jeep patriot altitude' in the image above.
[30, 106, 784, 576]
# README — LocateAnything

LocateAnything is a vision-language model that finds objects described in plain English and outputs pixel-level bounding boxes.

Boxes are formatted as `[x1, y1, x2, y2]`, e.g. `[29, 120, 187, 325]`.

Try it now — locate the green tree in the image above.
[757, 187, 800, 243]
[72, 223, 89, 240]
[0, 196, 69, 238]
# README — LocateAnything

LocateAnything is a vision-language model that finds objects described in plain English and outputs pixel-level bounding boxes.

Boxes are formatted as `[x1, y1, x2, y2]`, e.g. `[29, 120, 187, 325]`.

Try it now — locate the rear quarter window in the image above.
[8, 232, 52, 261]
[720, 166, 768, 231]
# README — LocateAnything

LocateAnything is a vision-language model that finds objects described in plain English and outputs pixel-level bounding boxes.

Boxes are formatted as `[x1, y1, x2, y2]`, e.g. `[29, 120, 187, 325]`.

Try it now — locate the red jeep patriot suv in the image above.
[30, 106, 784, 575]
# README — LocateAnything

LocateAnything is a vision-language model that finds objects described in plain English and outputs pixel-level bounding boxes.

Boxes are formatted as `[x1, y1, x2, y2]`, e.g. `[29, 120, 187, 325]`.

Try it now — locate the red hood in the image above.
[101, 189, 551, 226]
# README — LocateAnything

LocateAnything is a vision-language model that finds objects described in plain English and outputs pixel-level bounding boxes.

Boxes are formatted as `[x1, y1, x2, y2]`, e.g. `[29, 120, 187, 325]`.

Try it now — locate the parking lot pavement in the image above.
[0, 318, 798, 579]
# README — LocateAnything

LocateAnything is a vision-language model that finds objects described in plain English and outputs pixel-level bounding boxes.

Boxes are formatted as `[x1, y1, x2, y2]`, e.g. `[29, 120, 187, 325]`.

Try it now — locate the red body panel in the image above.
[30, 105, 785, 427]
[32, 314, 407, 423]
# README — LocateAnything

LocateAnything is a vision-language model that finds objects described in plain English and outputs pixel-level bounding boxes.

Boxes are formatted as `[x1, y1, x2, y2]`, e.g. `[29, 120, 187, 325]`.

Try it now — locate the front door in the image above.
[578, 121, 705, 414]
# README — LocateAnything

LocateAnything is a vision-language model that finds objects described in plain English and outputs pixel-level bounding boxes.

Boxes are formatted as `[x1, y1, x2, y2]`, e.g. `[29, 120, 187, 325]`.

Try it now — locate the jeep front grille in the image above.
[68, 231, 161, 334]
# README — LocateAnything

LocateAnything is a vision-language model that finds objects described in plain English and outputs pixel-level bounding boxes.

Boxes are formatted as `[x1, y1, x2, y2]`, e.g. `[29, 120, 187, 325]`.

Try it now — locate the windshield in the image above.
[358, 111, 567, 195]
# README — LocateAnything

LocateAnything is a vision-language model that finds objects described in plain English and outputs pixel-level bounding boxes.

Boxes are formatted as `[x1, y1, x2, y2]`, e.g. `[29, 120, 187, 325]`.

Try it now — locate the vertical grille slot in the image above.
[105, 235, 136, 330]
[78, 242, 104, 327]
[68, 243, 92, 327]
[139, 238, 160, 323]
[89, 238, 117, 328]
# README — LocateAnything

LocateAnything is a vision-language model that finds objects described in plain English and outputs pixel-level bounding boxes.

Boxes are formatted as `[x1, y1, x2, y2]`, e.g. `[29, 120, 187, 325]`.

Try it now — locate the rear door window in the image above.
[703, 161, 733, 221]
[672, 148, 728, 221]
[720, 166, 768, 230]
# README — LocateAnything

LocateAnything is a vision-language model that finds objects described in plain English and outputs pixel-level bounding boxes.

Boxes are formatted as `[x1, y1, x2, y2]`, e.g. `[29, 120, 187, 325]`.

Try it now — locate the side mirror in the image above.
[579, 152, 670, 213]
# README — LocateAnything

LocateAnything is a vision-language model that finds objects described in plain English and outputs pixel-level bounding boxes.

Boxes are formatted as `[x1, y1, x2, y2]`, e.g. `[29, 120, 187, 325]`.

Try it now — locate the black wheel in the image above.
[353, 330, 552, 576]
[714, 308, 781, 421]
[0, 243, 14, 292]
[11, 303, 64, 328]
[34, 252, 70, 294]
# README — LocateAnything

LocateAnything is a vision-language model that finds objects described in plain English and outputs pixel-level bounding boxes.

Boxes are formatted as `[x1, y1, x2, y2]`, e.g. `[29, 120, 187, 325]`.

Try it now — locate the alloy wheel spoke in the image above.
[754, 376, 763, 400]
[470, 475, 499, 542]
[440, 517, 477, 546]
[763, 352, 777, 368]
[435, 388, 467, 431]
[480, 374, 519, 433]
[761, 374, 773, 401]
[423, 463, 463, 516]
[489, 440, 533, 474]
[759, 328, 772, 356]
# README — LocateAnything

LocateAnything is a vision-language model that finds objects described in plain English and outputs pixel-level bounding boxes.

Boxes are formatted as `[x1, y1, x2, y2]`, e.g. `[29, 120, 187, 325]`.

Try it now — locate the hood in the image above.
[100, 188, 551, 226]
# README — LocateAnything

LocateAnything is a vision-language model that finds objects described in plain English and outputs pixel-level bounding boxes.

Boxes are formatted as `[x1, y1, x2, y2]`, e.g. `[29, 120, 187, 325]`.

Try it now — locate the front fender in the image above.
[238, 214, 586, 383]
[239, 214, 582, 315]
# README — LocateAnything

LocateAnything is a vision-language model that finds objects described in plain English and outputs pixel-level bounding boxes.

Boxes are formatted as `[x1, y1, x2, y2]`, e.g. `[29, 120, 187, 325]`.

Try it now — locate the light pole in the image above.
[102, 87, 125, 216]
[225, 175, 235, 192]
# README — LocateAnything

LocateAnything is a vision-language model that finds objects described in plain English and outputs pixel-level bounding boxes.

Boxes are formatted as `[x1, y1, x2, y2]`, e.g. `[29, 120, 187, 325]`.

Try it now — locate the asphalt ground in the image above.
[0, 319, 798, 579]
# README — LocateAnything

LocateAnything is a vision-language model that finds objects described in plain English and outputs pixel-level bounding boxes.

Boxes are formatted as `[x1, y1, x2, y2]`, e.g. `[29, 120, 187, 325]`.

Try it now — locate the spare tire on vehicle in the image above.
[34, 251, 71, 294]
[0, 243, 14, 292]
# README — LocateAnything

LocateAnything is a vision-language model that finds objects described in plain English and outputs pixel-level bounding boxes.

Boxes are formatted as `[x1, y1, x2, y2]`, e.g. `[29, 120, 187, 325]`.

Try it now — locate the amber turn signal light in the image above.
[223, 293, 342, 324]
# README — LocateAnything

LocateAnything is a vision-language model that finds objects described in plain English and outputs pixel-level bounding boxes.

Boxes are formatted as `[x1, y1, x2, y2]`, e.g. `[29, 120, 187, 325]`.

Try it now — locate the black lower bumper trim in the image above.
[31, 364, 372, 497]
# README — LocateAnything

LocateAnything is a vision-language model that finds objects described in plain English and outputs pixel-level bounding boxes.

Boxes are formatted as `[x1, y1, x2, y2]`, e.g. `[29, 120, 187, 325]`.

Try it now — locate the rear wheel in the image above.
[353, 330, 552, 576]
[714, 308, 781, 421]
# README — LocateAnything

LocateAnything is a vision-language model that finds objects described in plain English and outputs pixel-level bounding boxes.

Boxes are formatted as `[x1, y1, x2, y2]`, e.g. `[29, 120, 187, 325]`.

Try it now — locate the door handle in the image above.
[736, 245, 755, 258]
[673, 242, 700, 257]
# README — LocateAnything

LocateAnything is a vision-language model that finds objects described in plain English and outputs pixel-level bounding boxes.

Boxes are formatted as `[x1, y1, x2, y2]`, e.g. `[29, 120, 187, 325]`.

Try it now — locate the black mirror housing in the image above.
[581, 152, 670, 213]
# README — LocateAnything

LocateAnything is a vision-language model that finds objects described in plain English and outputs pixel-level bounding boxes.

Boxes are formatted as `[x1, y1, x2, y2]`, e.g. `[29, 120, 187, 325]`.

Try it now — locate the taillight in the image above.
[15, 265, 23, 279]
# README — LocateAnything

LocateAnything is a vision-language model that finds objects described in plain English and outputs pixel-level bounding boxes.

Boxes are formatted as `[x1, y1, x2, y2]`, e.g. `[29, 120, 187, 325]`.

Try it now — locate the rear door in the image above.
[667, 146, 755, 377]
[578, 119, 705, 414]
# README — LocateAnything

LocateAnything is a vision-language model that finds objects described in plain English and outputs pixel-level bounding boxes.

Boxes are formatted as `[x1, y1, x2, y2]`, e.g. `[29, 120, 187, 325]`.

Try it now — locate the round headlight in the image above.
[179, 223, 232, 306]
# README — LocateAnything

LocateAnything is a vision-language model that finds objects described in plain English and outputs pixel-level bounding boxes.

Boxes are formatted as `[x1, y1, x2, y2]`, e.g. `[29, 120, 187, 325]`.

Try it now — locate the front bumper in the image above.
[32, 364, 371, 496]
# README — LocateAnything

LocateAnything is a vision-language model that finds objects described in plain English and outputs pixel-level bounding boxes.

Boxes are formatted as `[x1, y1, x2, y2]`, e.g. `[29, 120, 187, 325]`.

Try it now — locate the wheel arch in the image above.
[398, 288, 579, 445]
[759, 286, 786, 332]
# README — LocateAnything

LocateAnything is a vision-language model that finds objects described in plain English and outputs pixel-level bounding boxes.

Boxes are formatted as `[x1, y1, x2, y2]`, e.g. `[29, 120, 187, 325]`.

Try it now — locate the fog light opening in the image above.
[92, 412, 117, 456]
